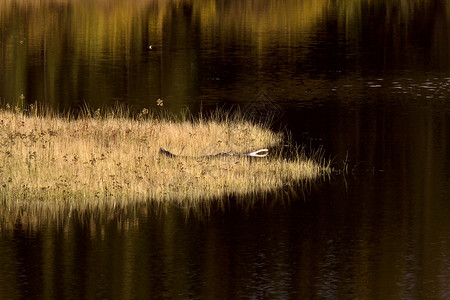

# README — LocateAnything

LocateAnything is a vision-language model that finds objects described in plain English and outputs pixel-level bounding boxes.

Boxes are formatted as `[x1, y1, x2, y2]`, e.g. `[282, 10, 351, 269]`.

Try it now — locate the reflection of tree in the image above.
[0, 0, 328, 109]
[1, 0, 448, 108]
[160, 2, 200, 110]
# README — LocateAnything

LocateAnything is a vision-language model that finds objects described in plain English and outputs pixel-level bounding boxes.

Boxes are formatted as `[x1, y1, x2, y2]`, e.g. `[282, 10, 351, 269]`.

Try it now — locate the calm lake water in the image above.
[1, 0, 450, 298]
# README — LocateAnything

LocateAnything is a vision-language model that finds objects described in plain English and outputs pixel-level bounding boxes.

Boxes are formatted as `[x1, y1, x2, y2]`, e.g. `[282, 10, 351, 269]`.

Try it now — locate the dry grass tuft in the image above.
[0, 104, 329, 226]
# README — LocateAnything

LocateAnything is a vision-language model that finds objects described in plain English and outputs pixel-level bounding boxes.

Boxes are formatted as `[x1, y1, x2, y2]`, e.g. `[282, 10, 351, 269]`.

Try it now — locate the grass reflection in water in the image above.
[0, 104, 329, 228]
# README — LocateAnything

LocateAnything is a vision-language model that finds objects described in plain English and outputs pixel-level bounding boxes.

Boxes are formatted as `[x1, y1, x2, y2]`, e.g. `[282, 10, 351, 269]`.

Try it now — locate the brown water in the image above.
[1, 0, 450, 298]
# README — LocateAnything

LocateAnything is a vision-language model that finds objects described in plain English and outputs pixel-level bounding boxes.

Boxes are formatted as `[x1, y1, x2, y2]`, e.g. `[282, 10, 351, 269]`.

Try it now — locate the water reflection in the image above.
[1, 0, 450, 298]
[1, 0, 449, 110]
[1, 173, 449, 298]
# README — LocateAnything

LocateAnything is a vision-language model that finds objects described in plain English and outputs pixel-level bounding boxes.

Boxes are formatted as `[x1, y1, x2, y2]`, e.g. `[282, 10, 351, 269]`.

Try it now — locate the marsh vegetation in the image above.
[0, 105, 329, 216]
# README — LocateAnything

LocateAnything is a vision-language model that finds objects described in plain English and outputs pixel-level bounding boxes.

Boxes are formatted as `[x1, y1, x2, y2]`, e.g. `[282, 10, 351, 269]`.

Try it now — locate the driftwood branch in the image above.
[159, 148, 269, 158]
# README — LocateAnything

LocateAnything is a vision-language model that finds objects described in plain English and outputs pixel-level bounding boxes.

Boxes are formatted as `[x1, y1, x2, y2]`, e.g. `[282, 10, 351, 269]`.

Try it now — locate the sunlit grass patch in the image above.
[0, 104, 329, 211]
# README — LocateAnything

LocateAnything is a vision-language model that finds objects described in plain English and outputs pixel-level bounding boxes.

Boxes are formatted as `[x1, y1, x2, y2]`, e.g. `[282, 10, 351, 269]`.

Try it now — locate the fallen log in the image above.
[159, 148, 269, 158]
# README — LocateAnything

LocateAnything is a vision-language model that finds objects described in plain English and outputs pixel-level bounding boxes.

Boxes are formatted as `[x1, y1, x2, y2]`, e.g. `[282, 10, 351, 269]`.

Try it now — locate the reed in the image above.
[0, 104, 329, 212]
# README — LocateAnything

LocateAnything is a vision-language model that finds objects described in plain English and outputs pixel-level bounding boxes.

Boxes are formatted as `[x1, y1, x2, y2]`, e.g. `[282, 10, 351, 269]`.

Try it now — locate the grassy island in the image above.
[0, 105, 329, 211]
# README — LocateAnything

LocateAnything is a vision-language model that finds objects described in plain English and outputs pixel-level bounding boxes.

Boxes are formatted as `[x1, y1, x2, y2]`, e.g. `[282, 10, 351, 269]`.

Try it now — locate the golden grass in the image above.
[0, 104, 329, 225]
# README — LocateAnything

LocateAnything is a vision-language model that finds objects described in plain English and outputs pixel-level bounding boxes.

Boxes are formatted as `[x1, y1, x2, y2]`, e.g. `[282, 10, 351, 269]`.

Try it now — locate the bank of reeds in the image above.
[0, 104, 329, 212]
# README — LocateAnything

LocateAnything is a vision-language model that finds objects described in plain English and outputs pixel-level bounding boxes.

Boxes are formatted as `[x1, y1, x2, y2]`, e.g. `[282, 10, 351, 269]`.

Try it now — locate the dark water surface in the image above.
[1, 0, 450, 298]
